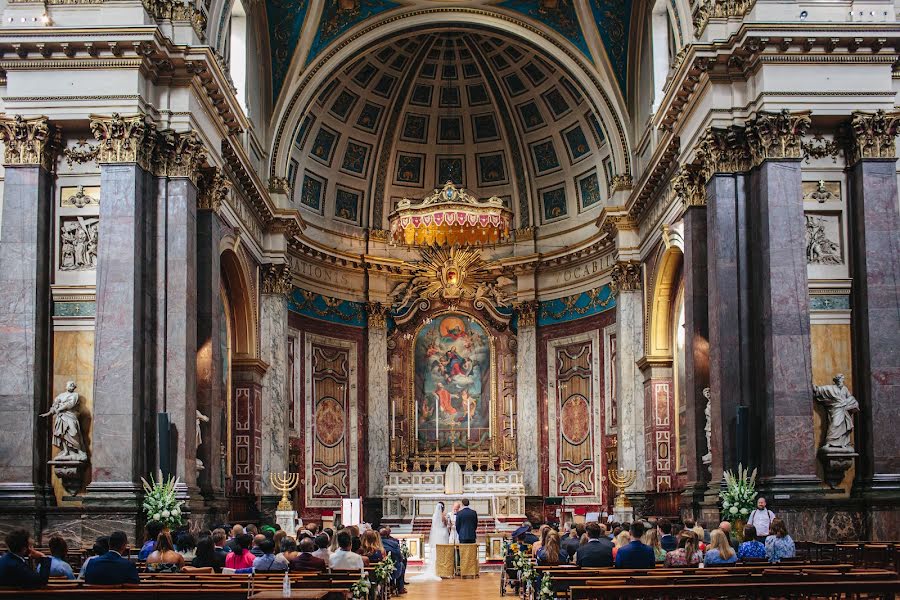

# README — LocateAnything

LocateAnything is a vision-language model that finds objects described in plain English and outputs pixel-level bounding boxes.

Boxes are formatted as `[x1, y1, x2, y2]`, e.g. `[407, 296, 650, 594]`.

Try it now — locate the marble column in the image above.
[259, 266, 290, 508]
[745, 111, 818, 491]
[0, 116, 54, 536]
[366, 304, 390, 496]
[196, 204, 224, 502]
[614, 268, 647, 496]
[87, 160, 153, 523]
[514, 302, 539, 496]
[679, 183, 710, 517]
[846, 112, 900, 539]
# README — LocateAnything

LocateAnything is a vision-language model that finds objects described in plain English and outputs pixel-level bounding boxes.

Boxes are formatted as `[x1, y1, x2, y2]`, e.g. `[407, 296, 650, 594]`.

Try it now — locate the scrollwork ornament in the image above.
[0, 115, 56, 170]
[845, 109, 900, 165]
[744, 109, 811, 166]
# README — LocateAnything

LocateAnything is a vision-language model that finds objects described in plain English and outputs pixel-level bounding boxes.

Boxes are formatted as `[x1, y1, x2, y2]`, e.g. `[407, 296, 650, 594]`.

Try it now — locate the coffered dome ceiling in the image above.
[286, 28, 616, 250]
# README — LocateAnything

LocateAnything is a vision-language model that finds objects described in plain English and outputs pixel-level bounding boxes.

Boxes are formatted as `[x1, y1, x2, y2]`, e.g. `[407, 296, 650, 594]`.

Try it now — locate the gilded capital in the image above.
[744, 110, 811, 166]
[514, 300, 538, 328]
[693, 0, 757, 36]
[610, 260, 642, 295]
[672, 164, 706, 208]
[695, 126, 750, 179]
[261, 263, 293, 295]
[156, 129, 208, 182]
[89, 113, 156, 170]
[610, 173, 634, 192]
[845, 110, 900, 165]
[0, 115, 56, 169]
[366, 302, 389, 330]
[268, 176, 291, 195]
[198, 167, 231, 211]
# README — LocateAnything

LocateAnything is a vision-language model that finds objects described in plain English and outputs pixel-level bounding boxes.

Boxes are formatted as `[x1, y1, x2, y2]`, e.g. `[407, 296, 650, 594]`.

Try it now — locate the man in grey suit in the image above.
[455, 499, 478, 544]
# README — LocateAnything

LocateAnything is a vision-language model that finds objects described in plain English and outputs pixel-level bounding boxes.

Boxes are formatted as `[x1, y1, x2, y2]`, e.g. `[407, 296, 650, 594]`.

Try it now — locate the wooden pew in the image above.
[569, 579, 900, 599]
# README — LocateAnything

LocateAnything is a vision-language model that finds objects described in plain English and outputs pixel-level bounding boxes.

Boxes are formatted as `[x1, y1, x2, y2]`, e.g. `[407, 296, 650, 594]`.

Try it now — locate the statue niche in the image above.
[813, 373, 859, 489]
[42, 381, 89, 495]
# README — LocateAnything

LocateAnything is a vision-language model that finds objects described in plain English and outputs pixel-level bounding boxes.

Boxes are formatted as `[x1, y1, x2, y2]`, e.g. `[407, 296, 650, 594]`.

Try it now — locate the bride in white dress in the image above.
[409, 502, 449, 582]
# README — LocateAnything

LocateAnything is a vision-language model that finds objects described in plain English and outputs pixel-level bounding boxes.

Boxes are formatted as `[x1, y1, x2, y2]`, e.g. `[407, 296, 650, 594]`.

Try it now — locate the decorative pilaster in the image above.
[259, 265, 291, 506]
[845, 111, 900, 535]
[366, 302, 390, 495]
[0, 115, 55, 534]
[615, 270, 648, 500]
[514, 300, 539, 495]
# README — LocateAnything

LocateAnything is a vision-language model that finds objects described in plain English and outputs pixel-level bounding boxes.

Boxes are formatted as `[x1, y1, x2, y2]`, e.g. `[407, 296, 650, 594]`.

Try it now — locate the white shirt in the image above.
[329, 549, 364, 572]
[312, 547, 331, 567]
[748, 508, 775, 536]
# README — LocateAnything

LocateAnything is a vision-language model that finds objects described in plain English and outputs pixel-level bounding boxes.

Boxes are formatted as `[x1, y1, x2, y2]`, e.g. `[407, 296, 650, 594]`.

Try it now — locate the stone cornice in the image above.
[0, 114, 58, 169]
[655, 25, 900, 134]
[597, 208, 638, 239]
[623, 135, 681, 223]
[845, 109, 900, 165]
[744, 109, 811, 165]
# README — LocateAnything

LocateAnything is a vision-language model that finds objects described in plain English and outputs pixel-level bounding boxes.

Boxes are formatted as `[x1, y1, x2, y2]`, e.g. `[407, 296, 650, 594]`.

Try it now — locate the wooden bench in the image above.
[569, 579, 900, 599]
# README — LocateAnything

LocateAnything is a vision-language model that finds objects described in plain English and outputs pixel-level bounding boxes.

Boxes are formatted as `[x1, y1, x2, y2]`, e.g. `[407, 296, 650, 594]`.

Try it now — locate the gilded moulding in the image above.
[513, 300, 538, 328]
[0, 115, 57, 170]
[845, 109, 900, 165]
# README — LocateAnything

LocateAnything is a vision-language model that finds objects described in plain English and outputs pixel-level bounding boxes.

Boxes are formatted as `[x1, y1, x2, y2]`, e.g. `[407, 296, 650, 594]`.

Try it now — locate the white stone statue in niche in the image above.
[813, 374, 859, 452]
[196, 410, 209, 471]
[701, 387, 712, 475]
[41, 381, 87, 461]
[60, 217, 99, 271]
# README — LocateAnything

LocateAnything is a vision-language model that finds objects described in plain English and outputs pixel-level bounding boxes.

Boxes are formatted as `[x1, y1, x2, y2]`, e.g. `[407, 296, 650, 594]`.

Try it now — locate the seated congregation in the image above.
[0, 519, 408, 598]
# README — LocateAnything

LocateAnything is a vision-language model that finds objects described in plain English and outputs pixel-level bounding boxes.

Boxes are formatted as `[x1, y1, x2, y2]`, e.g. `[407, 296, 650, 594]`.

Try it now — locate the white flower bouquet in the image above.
[140, 473, 185, 530]
[719, 463, 758, 529]
[351, 575, 371, 598]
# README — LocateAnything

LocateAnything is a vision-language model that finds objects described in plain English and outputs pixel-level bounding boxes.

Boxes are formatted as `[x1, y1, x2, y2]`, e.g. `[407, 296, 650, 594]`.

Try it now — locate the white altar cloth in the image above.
[382, 470, 525, 518]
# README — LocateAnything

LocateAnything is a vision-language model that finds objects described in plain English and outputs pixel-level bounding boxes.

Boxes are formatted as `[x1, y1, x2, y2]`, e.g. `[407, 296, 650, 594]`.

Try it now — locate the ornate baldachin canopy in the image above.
[388, 181, 513, 247]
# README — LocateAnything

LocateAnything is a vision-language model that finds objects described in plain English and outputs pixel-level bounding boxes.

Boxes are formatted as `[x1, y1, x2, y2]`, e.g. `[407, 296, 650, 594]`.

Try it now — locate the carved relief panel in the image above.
[56, 186, 100, 284]
[803, 180, 848, 281]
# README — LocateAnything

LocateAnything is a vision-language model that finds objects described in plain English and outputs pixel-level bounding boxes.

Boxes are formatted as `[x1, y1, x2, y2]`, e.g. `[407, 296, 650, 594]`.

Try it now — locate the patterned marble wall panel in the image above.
[230, 380, 262, 497]
[546, 331, 604, 504]
[303, 333, 359, 507]
[50, 329, 94, 504]
[811, 322, 854, 491]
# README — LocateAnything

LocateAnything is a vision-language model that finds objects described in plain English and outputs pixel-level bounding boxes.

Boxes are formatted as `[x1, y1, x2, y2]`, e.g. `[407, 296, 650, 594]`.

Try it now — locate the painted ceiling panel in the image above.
[586, 0, 633, 94]
[307, 0, 400, 66]
[267, 0, 311, 100]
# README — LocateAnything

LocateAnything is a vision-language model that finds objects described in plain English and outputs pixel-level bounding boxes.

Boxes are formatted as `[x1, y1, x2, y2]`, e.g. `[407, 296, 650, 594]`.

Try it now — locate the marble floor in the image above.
[404, 573, 503, 600]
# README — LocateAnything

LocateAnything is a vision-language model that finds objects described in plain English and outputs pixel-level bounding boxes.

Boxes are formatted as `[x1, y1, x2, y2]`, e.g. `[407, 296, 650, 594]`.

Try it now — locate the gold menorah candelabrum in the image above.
[270, 471, 300, 511]
[608, 468, 637, 509]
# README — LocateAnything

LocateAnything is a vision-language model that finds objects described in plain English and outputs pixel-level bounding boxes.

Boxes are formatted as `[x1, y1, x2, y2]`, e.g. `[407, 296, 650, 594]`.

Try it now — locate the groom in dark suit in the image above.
[455, 499, 478, 544]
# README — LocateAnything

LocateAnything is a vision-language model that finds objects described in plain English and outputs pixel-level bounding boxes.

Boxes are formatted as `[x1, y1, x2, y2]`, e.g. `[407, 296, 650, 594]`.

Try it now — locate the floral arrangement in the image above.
[372, 555, 395, 583]
[511, 548, 536, 587]
[399, 540, 411, 559]
[140, 473, 185, 530]
[537, 573, 554, 600]
[719, 463, 758, 527]
[351, 575, 371, 598]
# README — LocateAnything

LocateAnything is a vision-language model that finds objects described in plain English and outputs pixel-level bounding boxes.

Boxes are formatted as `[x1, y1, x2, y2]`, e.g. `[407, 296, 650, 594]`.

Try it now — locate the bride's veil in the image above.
[429, 502, 445, 538]
[410, 502, 446, 582]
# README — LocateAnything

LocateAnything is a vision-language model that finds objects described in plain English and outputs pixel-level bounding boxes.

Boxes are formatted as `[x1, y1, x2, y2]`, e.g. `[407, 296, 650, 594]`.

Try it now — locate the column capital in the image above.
[268, 176, 291, 195]
[0, 115, 58, 170]
[845, 109, 900, 166]
[365, 302, 388, 329]
[744, 109, 811, 166]
[197, 167, 231, 211]
[155, 129, 208, 183]
[89, 113, 157, 170]
[260, 263, 293, 296]
[610, 260, 642, 294]
[513, 300, 539, 328]
[672, 164, 706, 208]
[695, 126, 751, 179]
